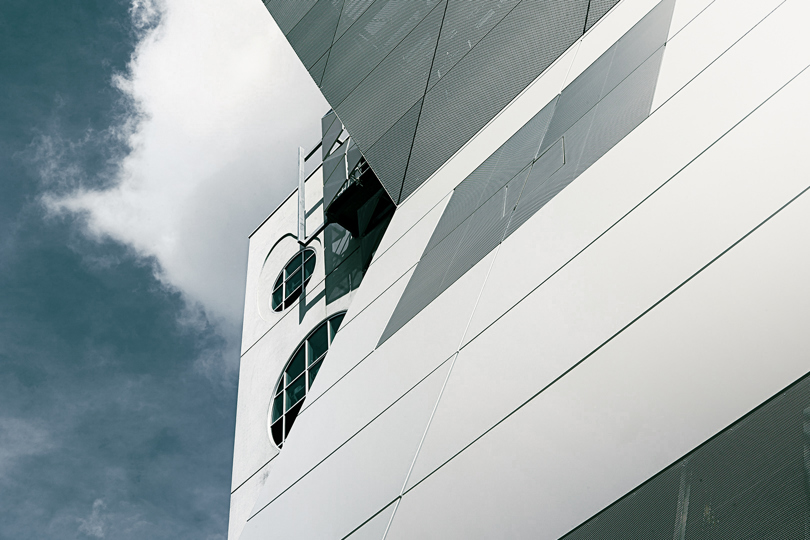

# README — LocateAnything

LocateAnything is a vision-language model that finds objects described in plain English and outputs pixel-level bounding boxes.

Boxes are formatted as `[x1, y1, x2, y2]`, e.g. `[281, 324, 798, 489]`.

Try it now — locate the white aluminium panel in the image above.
[565, 0, 661, 87]
[303, 266, 415, 406]
[345, 502, 397, 540]
[240, 359, 451, 540]
[464, 0, 810, 344]
[228, 459, 274, 540]
[651, 0, 787, 111]
[406, 65, 810, 490]
[257, 249, 497, 509]
[667, 0, 714, 38]
[345, 193, 450, 328]
[387, 153, 810, 540]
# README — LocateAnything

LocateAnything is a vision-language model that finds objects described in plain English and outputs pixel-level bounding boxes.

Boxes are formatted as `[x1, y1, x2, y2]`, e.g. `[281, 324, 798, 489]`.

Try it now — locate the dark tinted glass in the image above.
[270, 418, 284, 447]
[271, 392, 284, 423]
[272, 286, 284, 311]
[285, 374, 306, 410]
[285, 252, 304, 277]
[309, 359, 323, 387]
[308, 322, 329, 365]
[330, 313, 345, 340]
[285, 347, 305, 384]
[304, 253, 316, 281]
[286, 268, 303, 293]
[285, 400, 304, 437]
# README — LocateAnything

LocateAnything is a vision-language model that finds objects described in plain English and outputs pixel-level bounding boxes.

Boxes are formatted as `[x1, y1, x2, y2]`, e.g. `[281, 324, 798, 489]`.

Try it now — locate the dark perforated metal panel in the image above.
[334, 1, 445, 153]
[287, 0, 345, 70]
[561, 374, 810, 539]
[426, 0, 521, 91]
[321, 110, 343, 159]
[423, 98, 556, 253]
[363, 98, 424, 204]
[333, 0, 375, 42]
[401, 0, 590, 203]
[319, 0, 441, 107]
[380, 0, 674, 345]
[308, 50, 329, 86]
[584, 0, 621, 33]
[265, 0, 318, 35]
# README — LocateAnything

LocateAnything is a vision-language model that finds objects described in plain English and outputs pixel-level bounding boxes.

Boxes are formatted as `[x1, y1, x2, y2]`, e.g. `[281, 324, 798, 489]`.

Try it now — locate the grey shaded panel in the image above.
[308, 50, 329, 86]
[602, 0, 675, 93]
[322, 110, 342, 159]
[335, 1, 445, 154]
[584, 0, 621, 33]
[401, 0, 590, 203]
[539, 42, 614, 155]
[265, 0, 318, 34]
[334, 0, 375, 42]
[442, 167, 528, 289]
[505, 135, 567, 237]
[576, 47, 665, 176]
[346, 138, 363, 174]
[363, 98, 424, 204]
[377, 221, 467, 346]
[323, 144, 348, 210]
[426, 0, 521, 91]
[423, 97, 557, 253]
[562, 377, 810, 539]
[320, 0, 441, 107]
[287, 0, 345, 70]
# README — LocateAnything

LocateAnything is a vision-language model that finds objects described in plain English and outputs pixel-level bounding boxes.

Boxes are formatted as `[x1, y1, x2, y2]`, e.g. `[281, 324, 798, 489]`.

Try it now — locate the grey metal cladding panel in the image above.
[576, 47, 664, 177]
[441, 167, 528, 289]
[323, 150, 348, 209]
[346, 138, 362, 173]
[584, 0, 621, 33]
[539, 42, 614, 155]
[319, 0, 441, 107]
[287, 0, 344, 70]
[603, 0, 674, 94]
[426, 0, 521, 91]
[401, 0, 590, 203]
[505, 135, 567, 238]
[308, 50, 329, 86]
[323, 138, 347, 180]
[423, 98, 556, 253]
[266, 0, 318, 34]
[334, 0, 376, 42]
[561, 466, 682, 539]
[334, 1, 445, 154]
[562, 377, 810, 540]
[363, 98, 423, 205]
[322, 110, 342, 158]
[377, 220, 467, 346]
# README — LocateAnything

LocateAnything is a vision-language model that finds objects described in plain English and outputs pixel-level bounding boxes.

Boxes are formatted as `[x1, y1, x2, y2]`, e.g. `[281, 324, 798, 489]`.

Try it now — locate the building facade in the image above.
[230, 0, 810, 538]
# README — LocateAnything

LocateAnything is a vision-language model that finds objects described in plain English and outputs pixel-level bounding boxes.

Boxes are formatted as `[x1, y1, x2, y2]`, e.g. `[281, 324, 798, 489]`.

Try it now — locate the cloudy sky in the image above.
[1, 0, 326, 537]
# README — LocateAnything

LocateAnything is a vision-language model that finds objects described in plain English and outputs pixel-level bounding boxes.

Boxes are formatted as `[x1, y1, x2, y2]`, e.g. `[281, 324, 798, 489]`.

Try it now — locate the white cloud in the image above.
[77, 499, 107, 538]
[45, 0, 328, 329]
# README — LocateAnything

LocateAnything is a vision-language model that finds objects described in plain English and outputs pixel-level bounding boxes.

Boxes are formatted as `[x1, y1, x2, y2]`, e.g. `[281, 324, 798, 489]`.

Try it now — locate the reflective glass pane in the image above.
[304, 253, 316, 282]
[285, 400, 304, 437]
[284, 286, 302, 309]
[330, 313, 346, 341]
[285, 374, 306, 411]
[285, 252, 304, 278]
[274, 273, 283, 289]
[271, 392, 284, 423]
[272, 286, 283, 311]
[309, 359, 323, 387]
[285, 347, 305, 384]
[270, 418, 284, 447]
[286, 267, 303, 293]
[307, 323, 329, 365]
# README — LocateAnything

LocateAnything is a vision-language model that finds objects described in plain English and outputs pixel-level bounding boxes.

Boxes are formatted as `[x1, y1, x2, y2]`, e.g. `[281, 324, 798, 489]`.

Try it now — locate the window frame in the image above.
[269, 311, 346, 449]
[272, 248, 317, 312]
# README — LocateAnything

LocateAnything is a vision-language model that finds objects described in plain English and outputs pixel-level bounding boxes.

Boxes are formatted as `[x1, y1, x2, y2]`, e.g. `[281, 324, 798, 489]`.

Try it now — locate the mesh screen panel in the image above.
[334, 1, 445, 153]
[265, 0, 318, 34]
[308, 51, 329, 86]
[320, 0, 441, 106]
[287, 0, 345, 70]
[561, 374, 810, 539]
[426, 0, 521, 91]
[400, 0, 590, 203]
[334, 0, 376, 42]
[364, 98, 424, 203]
[584, 0, 621, 33]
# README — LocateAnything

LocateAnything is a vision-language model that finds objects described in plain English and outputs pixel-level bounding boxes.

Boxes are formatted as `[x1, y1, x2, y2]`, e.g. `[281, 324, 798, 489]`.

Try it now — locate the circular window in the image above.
[269, 312, 346, 448]
[272, 248, 316, 312]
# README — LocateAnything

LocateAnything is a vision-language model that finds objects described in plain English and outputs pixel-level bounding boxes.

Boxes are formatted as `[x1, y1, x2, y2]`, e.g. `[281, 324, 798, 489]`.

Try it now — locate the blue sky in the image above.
[1, 0, 326, 537]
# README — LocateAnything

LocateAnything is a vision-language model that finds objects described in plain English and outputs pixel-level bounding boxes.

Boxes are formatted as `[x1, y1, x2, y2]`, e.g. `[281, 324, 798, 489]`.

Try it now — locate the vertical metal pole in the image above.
[298, 146, 306, 242]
